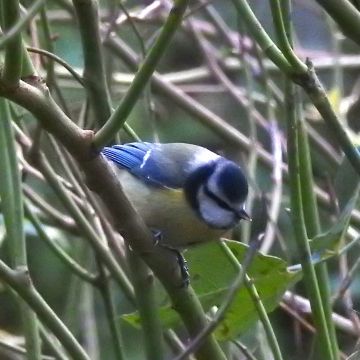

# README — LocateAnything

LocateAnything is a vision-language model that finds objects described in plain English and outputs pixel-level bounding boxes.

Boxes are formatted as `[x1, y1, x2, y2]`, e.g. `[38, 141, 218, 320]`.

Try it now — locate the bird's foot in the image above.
[151, 230, 190, 287]
[151, 229, 163, 246]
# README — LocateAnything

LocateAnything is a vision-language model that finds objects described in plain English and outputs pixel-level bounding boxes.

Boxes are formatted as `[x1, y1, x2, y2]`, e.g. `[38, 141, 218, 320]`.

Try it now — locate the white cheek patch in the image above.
[197, 187, 236, 229]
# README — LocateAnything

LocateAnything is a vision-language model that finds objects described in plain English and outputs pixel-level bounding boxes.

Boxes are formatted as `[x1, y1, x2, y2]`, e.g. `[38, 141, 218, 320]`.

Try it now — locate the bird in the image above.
[101, 142, 250, 249]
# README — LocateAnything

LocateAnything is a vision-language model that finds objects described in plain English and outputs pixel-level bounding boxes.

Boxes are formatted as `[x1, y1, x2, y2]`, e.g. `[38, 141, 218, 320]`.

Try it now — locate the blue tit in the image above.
[101, 142, 250, 248]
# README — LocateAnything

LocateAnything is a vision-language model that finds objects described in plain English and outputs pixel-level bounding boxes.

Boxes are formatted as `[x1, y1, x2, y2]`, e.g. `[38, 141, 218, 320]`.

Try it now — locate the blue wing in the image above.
[102, 143, 151, 170]
[101, 142, 185, 188]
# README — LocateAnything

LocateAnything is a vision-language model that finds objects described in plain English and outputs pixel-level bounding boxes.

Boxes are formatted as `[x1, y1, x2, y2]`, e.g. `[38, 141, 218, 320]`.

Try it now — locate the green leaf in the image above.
[122, 240, 300, 340]
[309, 185, 359, 260]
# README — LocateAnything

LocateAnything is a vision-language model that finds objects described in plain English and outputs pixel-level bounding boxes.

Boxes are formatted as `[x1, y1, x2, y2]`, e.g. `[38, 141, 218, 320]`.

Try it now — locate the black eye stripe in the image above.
[204, 185, 235, 214]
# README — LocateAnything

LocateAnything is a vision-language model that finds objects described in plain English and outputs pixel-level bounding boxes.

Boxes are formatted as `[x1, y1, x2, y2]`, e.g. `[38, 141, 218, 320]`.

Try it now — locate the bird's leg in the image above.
[151, 230, 190, 287]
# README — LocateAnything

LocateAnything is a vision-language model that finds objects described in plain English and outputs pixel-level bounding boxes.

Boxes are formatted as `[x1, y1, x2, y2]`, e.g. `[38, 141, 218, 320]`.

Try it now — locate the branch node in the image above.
[13, 265, 32, 287]
[290, 57, 316, 90]
[23, 75, 47, 91]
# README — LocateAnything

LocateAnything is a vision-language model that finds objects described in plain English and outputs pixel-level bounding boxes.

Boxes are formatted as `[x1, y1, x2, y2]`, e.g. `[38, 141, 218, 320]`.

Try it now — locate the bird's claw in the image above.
[151, 229, 190, 287]
[176, 253, 190, 288]
[151, 229, 163, 246]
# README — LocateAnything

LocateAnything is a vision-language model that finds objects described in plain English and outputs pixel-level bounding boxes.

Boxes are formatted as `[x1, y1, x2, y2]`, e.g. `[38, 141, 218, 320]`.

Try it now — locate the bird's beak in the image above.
[238, 209, 252, 221]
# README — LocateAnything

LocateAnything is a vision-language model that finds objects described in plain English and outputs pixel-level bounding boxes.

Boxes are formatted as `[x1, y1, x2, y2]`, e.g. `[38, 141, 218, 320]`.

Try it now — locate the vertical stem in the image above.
[39, 7, 70, 114]
[282, 2, 338, 358]
[1, 0, 22, 86]
[80, 280, 100, 359]
[237, 19, 258, 244]
[72, 0, 112, 126]
[285, 81, 334, 359]
[230, 0, 292, 73]
[298, 115, 339, 359]
[97, 261, 126, 360]
[269, 0, 306, 72]
[0, 98, 42, 359]
[21, 39, 37, 78]
[127, 249, 165, 360]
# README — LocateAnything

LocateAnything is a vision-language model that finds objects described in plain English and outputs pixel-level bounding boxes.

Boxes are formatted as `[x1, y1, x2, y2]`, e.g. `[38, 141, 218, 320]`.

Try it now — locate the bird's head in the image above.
[184, 157, 250, 229]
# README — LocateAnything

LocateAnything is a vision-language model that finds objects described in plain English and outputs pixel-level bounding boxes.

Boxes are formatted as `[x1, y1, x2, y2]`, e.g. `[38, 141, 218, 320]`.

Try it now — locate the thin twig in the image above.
[173, 239, 261, 360]
[27, 47, 85, 86]
[260, 121, 283, 253]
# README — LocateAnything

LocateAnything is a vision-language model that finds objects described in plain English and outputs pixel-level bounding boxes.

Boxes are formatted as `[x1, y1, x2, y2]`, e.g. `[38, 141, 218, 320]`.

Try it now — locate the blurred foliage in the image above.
[123, 240, 300, 340]
[1, 0, 360, 359]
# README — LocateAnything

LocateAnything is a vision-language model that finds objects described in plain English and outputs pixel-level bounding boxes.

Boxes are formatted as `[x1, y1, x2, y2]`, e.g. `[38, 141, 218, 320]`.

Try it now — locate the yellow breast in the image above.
[117, 170, 224, 247]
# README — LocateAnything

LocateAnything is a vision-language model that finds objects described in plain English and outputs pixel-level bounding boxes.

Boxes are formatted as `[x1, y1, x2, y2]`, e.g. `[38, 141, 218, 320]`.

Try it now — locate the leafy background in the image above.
[1, 1, 360, 359]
